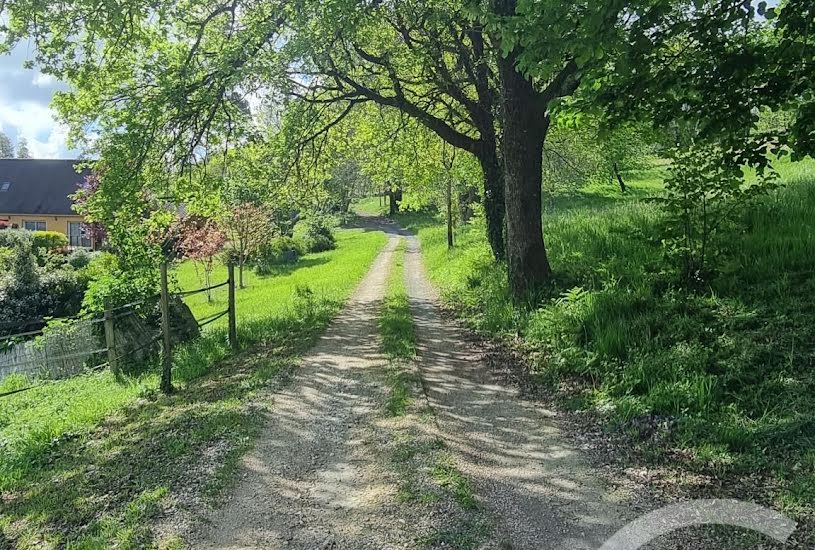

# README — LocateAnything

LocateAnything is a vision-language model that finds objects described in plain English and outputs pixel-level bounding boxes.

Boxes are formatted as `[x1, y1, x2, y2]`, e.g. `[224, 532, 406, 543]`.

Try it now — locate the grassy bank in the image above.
[397, 160, 815, 518]
[353, 196, 388, 217]
[0, 227, 386, 549]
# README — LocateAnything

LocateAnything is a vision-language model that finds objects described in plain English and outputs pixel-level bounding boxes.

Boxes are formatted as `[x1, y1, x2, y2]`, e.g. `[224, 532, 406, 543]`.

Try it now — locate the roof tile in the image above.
[0, 159, 91, 216]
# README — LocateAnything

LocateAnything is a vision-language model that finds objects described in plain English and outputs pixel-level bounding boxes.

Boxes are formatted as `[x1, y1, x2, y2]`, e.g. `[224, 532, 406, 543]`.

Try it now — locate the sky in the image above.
[0, 40, 76, 159]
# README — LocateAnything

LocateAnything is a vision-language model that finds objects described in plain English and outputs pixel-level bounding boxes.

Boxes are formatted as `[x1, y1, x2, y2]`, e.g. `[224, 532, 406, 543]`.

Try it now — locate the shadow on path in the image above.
[193, 215, 627, 550]
[387, 219, 626, 550]
[193, 236, 420, 549]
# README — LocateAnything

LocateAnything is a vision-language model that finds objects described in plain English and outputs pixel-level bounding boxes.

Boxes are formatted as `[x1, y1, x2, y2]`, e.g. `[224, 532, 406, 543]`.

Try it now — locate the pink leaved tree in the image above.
[176, 217, 226, 302]
[71, 173, 108, 248]
[220, 203, 270, 289]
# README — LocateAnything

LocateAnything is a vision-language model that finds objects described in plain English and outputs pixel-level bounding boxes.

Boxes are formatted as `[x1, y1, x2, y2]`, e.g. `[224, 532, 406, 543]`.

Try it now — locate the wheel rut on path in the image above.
[401, 231, 625, 549]
[194, 236, 415, 549]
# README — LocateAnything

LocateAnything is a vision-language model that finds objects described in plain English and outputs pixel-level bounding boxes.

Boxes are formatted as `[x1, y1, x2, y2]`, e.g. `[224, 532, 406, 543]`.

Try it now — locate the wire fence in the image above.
[0, 263, 237, 398]
[0, 316, 104, 379]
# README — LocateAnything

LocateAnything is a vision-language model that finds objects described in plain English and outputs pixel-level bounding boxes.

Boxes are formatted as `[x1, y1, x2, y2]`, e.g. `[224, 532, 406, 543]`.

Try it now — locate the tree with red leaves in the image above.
[71, 174, 108, 248]
[175, 217, 226, 302]
[220, 203, 270, 289]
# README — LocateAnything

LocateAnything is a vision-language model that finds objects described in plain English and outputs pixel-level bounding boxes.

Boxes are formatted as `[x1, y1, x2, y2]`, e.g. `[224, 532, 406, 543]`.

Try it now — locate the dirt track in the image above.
[401, 231, 626, 549]
[191, 220, 626, 549]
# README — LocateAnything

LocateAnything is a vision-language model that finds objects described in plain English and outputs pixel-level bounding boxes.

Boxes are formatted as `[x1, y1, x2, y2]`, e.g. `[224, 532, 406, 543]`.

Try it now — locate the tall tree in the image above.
[0, 0, 778, 298]
[16, 137, 31, 159]
[579, 1, 813, 164]
[0, 131, 14, 158]
[281, 1, 593, 293]
[282, 1, 507, 260]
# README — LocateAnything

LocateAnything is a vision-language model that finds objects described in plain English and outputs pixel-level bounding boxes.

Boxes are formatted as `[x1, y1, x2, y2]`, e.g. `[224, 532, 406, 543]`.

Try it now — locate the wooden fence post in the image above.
[228, 262, 238, 351]
[446, 176, 454, 249]
[160, 261, 173, 394]
[103, 301, 118, 377]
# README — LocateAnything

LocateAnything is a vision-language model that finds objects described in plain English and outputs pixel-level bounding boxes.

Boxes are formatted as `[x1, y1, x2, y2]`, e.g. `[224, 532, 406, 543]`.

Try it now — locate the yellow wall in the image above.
[0, 214, 86, 236]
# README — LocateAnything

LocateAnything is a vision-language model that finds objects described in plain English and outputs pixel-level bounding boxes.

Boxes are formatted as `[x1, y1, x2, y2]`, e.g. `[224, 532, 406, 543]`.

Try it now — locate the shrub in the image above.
[253, 236, 305, 274]
[0, 246, 14, 272]
[81, 252, 159, 314]
[40, 269, 86, 317]
[299, 215, 337, 253]
[0, 269, 87, 336]
[35, 248, 67, 270]
[32, 231, 69, 251]
[0, 231, 91, 335]
[0, 230, 38, 293]
[0, 229, 31, 249]
[66, 248, 96, 270]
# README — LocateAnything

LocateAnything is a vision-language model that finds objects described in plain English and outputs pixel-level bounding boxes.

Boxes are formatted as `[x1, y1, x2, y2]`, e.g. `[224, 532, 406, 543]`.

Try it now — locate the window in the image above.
[0, 182, 9, 192]
[23, 221, 46, 231]
[68, 222, 91, 248]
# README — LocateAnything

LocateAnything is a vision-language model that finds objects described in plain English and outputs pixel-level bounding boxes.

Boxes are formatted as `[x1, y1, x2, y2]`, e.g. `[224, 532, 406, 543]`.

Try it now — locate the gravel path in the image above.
[192, 220, 629, 549]
[401, 231, 627, 550]
[192, 235, 419, 549]
[185, 217, 810, 550]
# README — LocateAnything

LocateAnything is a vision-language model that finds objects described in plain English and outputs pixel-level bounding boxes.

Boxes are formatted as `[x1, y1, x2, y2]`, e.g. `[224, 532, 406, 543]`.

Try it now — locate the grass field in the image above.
[0, 227, 386, 549]
[396, 158, 815, 518]
[173, 228, 388, 380]
[353, 195, 389, 217]
[176, 229, 389, 327]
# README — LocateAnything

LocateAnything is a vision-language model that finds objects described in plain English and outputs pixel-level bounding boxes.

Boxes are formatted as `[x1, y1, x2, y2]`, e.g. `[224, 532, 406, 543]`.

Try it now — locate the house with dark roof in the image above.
[0, 159, 95, 247]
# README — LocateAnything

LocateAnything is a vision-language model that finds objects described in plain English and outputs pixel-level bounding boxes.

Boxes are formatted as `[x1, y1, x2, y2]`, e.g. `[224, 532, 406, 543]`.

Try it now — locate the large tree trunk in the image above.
[477, 147, 506, 261]
[389, 192, 398, 216]
[457, 185, 479, 223]
[498, 51, 552, 299]
[387, 187, 402, 216]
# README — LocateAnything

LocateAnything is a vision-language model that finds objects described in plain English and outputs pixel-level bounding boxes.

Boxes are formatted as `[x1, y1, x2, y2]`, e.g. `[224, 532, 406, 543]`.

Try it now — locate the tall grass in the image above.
[398, 159, 815, 515]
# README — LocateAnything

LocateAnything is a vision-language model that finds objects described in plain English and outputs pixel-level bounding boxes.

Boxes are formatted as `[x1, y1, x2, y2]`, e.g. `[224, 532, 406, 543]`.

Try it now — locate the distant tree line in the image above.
[0, 131, 32, 159]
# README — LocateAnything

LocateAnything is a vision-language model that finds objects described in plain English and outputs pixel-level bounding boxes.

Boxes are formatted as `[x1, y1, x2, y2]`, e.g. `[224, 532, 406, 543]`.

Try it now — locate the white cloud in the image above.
[32, 72, 57, 88]
[28, 123, 73, 159]
[0, 101, 59, 137]
[0, 101, 77, 158]
[0, 42, 77, 158]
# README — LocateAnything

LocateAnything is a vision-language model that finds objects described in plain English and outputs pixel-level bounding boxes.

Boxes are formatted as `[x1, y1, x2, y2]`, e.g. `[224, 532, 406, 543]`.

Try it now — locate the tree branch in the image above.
[538, 59, 580, 109]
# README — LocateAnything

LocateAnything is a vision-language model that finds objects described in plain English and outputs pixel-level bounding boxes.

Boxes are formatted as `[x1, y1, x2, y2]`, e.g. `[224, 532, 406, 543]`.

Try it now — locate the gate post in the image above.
[228, 262, 238, 351]
[103, 301, 118, 377]
[160, 261, 173, 394]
